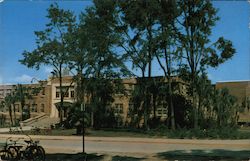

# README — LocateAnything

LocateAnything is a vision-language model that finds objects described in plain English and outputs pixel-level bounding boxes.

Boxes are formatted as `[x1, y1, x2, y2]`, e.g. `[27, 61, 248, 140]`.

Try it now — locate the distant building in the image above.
[216, 80, 250, 123]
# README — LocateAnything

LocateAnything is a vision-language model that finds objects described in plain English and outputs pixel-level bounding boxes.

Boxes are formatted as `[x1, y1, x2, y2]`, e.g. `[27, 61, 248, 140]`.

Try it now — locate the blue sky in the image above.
[0, 0, 249, 84]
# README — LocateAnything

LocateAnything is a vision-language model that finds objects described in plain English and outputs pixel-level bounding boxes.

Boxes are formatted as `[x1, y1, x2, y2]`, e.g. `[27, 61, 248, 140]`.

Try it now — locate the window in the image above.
[70, 91, 75, 98]
[31, 104, 37, 112]
[157, 107, 168, 117]
[115, 104, 123, 114]
[42, 87, 45, 95]
[64, 91, 69, 97]
[41, 104, 45, 112]
[56, 92, 60, 98]
[6, 89, 11, 94]
[157, 108, 162, 115]
[0, 90, 3, 96]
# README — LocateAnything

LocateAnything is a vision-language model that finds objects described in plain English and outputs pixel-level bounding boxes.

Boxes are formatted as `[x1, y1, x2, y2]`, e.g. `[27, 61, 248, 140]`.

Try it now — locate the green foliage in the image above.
[176, 0, 236, 129]
[19, 1, 239, 134]
[13, 84, 35, 121]
[19, 3, 77, 123]
[149, 127, 247, 139]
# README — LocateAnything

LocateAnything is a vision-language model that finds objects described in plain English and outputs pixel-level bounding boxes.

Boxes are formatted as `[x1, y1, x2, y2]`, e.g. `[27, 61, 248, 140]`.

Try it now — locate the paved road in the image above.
[0, 134, 249, 155]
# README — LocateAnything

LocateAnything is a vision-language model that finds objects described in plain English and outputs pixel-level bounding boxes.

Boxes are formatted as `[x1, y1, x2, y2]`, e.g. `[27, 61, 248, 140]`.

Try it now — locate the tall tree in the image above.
[13, 84, 33, 121]
[19, 4, 76, 123]
[2, 94, 14, 126]
[79, 0, 129, 128]
[212, 88, 239, 128]
[176, 0, 236, 129]
[154, 0, 180, 130]
[118, 0, 160, 130]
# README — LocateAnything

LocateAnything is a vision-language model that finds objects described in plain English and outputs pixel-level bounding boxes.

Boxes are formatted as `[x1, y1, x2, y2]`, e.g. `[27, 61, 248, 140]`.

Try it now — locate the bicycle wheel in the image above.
[25, 146, 45, 161]
[37, 146, 45, 161]
[8, 146, 19, 160]
[0, 149, 13, 161]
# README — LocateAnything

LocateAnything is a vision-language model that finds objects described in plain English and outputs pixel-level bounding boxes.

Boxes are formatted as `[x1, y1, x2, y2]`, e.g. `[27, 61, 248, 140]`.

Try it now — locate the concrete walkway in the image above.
[0, 126, 32, 133]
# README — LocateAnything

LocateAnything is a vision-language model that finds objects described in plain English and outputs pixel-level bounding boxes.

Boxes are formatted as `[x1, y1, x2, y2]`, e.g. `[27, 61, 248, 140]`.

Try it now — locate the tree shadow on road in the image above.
[45, 153, 104, 161]
[112, 155, 145, 161]
[157, 149, 250, 161]
[45, 153, 145, 161]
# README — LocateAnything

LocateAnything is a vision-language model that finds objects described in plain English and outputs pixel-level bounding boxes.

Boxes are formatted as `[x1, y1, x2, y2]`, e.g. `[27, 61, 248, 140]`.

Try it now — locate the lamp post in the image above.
[81, 103, 85, 154]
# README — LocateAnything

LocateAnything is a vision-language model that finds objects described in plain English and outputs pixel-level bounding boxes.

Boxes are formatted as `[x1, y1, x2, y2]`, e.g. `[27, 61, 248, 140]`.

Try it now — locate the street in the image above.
[0, 134, 249, 155]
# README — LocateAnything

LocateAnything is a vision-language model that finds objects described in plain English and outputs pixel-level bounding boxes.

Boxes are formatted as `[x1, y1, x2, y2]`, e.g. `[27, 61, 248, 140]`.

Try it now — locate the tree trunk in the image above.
[192, 79, 198, 129]
[8, 105, 13, 127]
[13, 104, 17, 126]
[21, 101, 25, 121]
[168, 78, 175, 130]
[59, 68, 64, 124]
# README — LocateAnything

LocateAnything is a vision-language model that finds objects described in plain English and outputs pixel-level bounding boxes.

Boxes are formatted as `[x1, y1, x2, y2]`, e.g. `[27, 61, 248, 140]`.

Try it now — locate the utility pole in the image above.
[81, 103, 85, 154]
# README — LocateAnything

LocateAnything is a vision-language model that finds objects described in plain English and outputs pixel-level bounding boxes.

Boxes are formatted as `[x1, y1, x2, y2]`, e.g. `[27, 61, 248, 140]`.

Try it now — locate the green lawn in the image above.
[2, 126, 250, 139]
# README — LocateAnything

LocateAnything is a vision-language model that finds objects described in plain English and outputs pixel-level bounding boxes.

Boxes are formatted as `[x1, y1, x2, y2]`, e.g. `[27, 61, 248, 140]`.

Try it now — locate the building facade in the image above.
[0, 76, 186, 125]
[216, 80, 250, 123]
[1, 77, 249, 125]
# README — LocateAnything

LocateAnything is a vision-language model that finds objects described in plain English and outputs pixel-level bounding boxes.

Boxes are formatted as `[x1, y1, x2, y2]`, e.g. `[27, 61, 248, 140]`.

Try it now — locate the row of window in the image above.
[0, 88, 46, 97]
[56, 91, 75, 98]
[127, 104, 168, 117]
[1, 104, 46, 113]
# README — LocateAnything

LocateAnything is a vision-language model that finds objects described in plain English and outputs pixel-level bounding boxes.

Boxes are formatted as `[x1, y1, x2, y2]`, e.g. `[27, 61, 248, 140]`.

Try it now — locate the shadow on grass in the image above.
[157, 149, 250, 161]
[45, 153, 145, 161]
[45, 153, 104, 161]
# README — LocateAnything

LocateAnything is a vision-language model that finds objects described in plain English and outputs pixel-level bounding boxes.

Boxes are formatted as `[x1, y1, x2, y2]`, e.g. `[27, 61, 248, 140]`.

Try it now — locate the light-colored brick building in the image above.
[0, 76, 186, 125]
[3, 76, 249, 125]
[216, 80, 250, 123]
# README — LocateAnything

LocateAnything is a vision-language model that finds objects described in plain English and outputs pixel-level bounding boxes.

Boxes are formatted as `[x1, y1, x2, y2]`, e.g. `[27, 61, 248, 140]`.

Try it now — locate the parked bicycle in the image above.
[10, 134, 45, 161]
[0, 137, 19, 160]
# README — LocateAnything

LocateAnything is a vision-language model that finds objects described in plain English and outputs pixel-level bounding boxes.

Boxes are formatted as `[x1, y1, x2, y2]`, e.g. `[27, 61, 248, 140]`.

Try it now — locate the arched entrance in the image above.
[54, 102, 73, 119]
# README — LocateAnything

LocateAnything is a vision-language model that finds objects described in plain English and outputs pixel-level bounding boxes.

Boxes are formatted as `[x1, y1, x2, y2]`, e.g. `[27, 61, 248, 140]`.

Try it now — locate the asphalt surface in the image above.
[0, 134, 249, 154]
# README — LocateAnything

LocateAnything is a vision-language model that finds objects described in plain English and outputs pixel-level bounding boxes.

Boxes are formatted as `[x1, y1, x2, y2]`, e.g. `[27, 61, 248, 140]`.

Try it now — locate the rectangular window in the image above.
[64, 91, 69, 97]
[42, 87, 45, 95]
[41, 104, 45, 112]
[56, 92, 60, 98]
[115, 104, 123, 114]
[31, 104, 37, 112]
[157, 109, 162, 115]
[70, 91, 75, 98]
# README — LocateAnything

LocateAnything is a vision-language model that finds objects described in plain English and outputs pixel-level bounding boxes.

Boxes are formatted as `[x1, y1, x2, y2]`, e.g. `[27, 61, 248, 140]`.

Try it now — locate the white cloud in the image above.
[15, 74, 33, 84]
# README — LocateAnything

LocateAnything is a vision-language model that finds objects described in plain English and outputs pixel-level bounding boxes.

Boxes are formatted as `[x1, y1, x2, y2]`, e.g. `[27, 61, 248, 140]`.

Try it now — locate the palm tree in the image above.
[3, 94, 14, 126]
[13, 84, 32, 121]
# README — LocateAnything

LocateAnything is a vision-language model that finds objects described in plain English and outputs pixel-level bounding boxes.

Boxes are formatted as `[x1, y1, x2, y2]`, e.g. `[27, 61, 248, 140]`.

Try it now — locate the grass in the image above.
[85, 129, 154, 138]
[2, 126, 250, 139]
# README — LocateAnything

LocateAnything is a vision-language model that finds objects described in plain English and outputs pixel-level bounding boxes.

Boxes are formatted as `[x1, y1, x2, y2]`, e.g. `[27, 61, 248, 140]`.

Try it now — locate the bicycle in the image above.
[0, 137, 19, 161]
[10, 135, 45, 161]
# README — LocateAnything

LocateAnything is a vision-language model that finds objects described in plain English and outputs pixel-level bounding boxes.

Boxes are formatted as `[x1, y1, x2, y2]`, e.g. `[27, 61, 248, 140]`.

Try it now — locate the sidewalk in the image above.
[0, 126, 32, 133]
